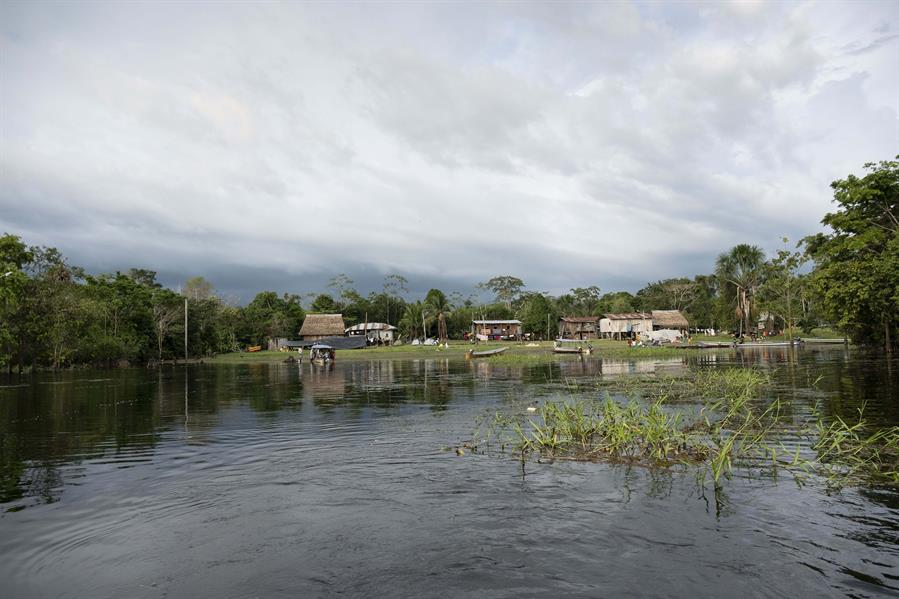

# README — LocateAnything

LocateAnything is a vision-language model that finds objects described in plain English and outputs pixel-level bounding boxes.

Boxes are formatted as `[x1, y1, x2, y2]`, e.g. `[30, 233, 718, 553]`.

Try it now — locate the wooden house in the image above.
[600, 313, 653, 340]
[471, 319, 522, 341]
[299, 314, 346, 341]
[651, 310, 689, 334]
[558, 316, 599, 340]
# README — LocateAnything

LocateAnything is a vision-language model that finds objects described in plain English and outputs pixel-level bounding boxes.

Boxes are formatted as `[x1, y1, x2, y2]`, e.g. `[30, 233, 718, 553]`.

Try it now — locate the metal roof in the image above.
[345, 322, 397, 332]
[472, 320, 522, 324]
[603, 312, 652, 320]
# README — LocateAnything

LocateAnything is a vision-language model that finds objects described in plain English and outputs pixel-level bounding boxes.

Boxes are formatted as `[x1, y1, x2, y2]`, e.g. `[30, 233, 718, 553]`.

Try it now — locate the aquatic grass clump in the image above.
[691, 368, 770, 404]
[813, 407, 899, 489]
[469, 368, 898, 494]
[511, 398, 706, 466]
[595, 368, 771, 408]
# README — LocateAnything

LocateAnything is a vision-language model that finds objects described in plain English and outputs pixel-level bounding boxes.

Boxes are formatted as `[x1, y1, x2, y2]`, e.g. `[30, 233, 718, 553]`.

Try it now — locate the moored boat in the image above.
[553, 339, 593, 354]
[735, 341, 800, 348]
[310, 344, 336, 364]
[553, 346, 584, 354]
[466, 347, 508, 359]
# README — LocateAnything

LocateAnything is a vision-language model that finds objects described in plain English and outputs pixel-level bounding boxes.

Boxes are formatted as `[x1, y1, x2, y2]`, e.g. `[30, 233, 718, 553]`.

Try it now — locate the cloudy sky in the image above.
[1, 1, 897, 302]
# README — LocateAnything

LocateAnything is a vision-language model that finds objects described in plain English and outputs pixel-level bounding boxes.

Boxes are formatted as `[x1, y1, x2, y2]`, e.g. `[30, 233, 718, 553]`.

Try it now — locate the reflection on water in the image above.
[0, 348, 897, 597]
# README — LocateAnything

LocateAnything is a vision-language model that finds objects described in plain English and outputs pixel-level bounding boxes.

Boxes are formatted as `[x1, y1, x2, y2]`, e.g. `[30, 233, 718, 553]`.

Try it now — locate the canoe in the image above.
[553, 346, 584, 354]
[801, 338, 847, 344]
[697, 342, 734, 349]
[735, 341, 798, 348]
[467, 347, 508, 358]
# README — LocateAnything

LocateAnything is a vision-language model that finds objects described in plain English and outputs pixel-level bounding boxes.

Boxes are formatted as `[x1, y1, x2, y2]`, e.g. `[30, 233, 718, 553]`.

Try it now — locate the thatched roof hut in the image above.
[651, 310, 689, 330]
[299, 314, 346, 340]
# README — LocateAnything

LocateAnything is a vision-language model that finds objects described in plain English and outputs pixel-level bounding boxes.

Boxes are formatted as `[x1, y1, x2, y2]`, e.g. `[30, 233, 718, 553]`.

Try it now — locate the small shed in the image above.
[558, 316, 599, 340]
[651, 310, 689, 333]
[299, 314, 346, 341]
[345, 322, 397, 345]
[601, 312, 653, 340]
[471, 319, 522, 341]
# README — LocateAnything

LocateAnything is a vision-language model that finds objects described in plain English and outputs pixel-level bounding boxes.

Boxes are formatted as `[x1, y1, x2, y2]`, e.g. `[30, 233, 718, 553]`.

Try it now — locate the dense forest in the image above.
[1, 159, 896, 369]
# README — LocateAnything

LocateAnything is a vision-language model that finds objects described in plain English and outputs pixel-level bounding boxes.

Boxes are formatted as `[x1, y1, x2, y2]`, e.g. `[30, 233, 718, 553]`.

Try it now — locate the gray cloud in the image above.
[1, 1, 897, 302]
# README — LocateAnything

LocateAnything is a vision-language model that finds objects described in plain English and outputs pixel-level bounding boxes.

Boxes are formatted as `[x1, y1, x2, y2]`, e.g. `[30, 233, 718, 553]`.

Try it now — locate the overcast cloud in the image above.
[1, 1, 897, 301]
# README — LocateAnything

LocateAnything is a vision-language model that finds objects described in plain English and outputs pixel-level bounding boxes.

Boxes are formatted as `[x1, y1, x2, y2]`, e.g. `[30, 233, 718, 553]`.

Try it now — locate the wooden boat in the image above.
[801, 338, 847, 344]
[553, 346, 585, 354]
[553, 340, 593, 354]
[310, 344, 336, 364]
[697, 341, 734, 349]
[735, 341, 798, 348]
[466, 347, 508, 359]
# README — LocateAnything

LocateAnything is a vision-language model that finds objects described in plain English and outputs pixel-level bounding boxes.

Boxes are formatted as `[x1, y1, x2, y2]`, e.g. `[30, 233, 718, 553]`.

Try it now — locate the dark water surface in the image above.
[1, 348, 898, 598]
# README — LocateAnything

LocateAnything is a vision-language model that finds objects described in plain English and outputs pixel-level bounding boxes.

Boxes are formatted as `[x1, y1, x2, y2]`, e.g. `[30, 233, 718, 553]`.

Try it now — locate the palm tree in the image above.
[425, 289, 452, 341]
[715, 244, 766, 337]
[400, 301, 426, 341]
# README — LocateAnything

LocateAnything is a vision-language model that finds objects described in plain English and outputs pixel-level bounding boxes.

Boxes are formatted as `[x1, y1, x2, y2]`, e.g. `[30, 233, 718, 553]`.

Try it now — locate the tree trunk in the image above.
[886, 316, 892, 354]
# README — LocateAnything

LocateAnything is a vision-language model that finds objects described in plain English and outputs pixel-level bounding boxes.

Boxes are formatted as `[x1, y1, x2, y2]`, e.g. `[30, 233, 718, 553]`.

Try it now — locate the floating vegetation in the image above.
[512, 398, 703, 465]
[813, 406, 899, 489]
[467, 368, 898, 493]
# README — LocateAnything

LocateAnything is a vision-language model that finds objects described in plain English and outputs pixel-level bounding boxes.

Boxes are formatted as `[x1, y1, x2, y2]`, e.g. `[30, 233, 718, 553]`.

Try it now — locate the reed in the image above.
[501, 397, 704, 465]
[467, 367, 897, 493]
[813, 405, 899, 489]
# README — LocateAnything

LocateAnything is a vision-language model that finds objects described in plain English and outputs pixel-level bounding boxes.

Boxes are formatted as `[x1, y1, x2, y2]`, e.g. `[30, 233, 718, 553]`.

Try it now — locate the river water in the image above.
[1, 347, 897, 598]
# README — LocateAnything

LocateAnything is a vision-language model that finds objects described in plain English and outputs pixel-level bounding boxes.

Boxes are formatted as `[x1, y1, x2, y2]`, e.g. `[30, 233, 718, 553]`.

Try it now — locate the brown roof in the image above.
[299, 314, 346, 337]
[603, 312, 652, 320]
[560, 316, 599, 323]
[652, 310, 689, 328]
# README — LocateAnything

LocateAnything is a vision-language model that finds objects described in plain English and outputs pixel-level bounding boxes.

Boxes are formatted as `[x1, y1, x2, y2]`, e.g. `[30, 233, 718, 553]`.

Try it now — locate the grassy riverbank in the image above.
[209, 339, 709, 364]
[199, 328, 850, 365]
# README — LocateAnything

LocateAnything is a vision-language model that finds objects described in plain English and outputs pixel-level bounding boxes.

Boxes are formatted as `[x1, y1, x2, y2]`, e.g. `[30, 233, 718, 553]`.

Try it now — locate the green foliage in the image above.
[595, 291, 636, 315]
[556, 285, 602, 316]
[813, 405, 899, 488]
[424, 289, 452, 340]
[804, 158, 899, 348]
[715, 244, 766, 335]
[635, 278, 696, 312]
[479, 275, 525, 308]
[309, 293, 341, 314]
[516, 293, 558, 340]
[242, 291, 305, 345]
[399, 301, 427, 340]
[183, 276, 214, 299]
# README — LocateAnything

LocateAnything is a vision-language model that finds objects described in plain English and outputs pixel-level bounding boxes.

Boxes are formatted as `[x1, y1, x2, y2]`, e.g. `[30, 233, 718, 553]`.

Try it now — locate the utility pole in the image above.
[184, 297, 188, 362]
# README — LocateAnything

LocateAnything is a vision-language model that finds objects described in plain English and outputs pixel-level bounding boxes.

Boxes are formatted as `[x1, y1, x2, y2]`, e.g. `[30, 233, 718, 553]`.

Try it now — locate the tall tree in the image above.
[479, 276, 525, 309]
[516, 293, 558, 340]
[715, 244, 766, 336]
[382, 274, 408, 325]
[183, 276, 215, 300]
[635, 278, 695, 311]
[424, 289, 452, 341]
[0, 235, 32, 370]
[596, 291, 636, 314]
[758, 240, 805, 341]
[400, 301, 427, 340]
[151, 290, 182, 360]
[804, 158, 899, 349]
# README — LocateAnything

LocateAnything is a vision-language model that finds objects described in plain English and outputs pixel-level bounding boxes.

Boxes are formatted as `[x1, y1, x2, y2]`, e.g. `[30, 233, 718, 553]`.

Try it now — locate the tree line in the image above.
[0, 158, 895, 369]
